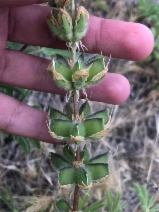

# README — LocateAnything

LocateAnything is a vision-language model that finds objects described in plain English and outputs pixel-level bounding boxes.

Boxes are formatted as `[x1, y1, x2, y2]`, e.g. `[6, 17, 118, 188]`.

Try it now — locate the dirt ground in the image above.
[0, 1, 159, 211]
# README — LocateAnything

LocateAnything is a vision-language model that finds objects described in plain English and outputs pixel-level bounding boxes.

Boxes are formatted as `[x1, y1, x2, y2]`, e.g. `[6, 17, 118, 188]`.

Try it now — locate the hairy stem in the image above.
[72, 147, 81, 212]
[71, 1, 80, 210]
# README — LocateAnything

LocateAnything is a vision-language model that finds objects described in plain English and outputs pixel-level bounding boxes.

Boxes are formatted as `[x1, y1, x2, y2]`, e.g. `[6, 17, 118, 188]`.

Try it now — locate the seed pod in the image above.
[47, 8, 73, 42]
[74, 6, 89, 42]
[47, 59, 72, 90]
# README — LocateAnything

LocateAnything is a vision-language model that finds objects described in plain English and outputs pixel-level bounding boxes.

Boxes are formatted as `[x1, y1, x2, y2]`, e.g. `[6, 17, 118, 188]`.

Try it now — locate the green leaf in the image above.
[70, 123, 85, 137]
[86, 163, 109, 182]
[86, 57, 105, 81]
[6, 186, 13, 205]
[75, 166, 92, 188]
[78, 195, 90, 210]
[84, 199, 105, 212]
[50, 119, 72, 138]
[88, 152, 109, 164]
[18, 137, 30, 154]
[79, 100, 91, 118]
[80, 145, 90, 164]
[56, 199, 72, 211]
[49, 107, 69, 120]
[51, 153, 71, 170]
[59, 167, 75, 186]
[65, 103, 73, 120]
[30, 139, 41, 149]
[83, 118, 104, 138]
[63, 145, 75, 163]
[86, 108, 109, 125]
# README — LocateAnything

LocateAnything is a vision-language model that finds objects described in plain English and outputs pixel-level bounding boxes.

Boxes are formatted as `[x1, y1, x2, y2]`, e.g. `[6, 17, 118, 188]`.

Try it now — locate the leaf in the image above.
[65, 103, 73, 120]
[88, 152, 109, 164]
[49, 107, 69, 120]
[51, 153, 71, 170]
[56, 199, 72, 211]
[18, 137, 30, 154]
[30, 139, 41, 149]
[86, 163, 109, 182]
[84, 199, 105, 212]
[58, 167, 75, 186]
[80, 145, 90, 164]
[78, 195, 90, 210]
[50, 119, 72, 138]
[6, 186, 13, 205]
[63, 145, 75, 163]
[86, 108, 109, 125]
[83, 118, 104, 138]
[79, 100, 91, 118]
[75, 166, 92, 188]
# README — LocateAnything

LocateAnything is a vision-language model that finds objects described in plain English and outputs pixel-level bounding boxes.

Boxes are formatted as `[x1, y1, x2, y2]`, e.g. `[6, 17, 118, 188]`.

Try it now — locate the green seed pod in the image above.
[47, 59, 72, 90]
[58, 167, 75, 187]
[74, 6, 89, 42]
[50, 153, 71, 170]
[47, 8, 73, 42]
[86, 163, 109, 182]
[56, 199, 72, 212]
[75, 166, 92, 189]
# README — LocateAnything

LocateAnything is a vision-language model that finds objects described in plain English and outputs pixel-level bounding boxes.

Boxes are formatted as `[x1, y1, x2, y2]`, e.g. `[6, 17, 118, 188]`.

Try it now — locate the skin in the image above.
[0, 0, 154, 143]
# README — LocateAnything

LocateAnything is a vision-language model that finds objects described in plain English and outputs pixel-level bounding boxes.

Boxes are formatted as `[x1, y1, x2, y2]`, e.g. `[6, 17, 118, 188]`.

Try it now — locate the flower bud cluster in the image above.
[47, 100, 111, 144]
[47, 5, 89, 42]
[50, 145, 109, 189]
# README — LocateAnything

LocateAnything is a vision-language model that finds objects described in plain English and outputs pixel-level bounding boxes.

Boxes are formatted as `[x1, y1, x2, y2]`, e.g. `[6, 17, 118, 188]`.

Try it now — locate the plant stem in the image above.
[72, 147, 81, 212]
[71, 1, 80, 210]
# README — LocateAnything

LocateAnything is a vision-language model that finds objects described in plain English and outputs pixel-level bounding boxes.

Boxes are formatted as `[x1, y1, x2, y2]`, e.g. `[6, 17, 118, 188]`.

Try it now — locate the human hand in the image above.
[0, 0, 154, 143]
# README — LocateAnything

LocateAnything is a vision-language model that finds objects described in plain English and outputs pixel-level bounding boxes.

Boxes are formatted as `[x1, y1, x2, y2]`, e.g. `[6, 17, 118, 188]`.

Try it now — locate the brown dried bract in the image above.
[90, 68, 108, 82]
[72, 69, 89, 82]
[55, 0, 70, 7]
[76, 6, 89, 21]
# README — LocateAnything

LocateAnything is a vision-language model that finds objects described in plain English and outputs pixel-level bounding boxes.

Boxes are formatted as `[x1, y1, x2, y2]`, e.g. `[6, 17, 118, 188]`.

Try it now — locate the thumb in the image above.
[0, 0, 48, 7]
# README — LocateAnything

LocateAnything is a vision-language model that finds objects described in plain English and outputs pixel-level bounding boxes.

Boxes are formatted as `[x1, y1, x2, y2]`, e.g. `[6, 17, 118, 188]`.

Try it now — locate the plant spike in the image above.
[46, 0, 111, 211]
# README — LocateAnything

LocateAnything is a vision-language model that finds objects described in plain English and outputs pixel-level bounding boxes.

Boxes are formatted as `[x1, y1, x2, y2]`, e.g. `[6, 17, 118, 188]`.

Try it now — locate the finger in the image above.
[8, 5, 154, 60]
[0, 0, 48, 7]
[0, 49, 130, 104]
[0, 92, 54, 143]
